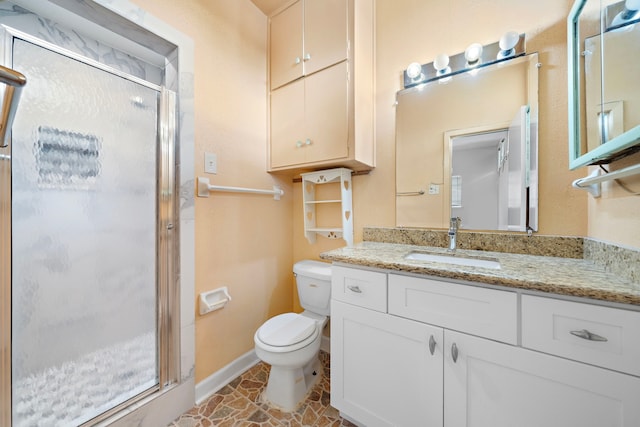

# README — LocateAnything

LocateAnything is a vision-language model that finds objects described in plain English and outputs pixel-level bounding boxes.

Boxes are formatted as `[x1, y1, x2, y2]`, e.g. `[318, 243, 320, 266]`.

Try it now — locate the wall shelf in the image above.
[301, 167, 353, 246]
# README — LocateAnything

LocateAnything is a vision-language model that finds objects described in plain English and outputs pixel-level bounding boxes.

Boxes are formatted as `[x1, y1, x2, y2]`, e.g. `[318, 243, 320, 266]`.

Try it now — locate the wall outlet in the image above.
[428, 184, 440, 195]
[204, 152, 217, 174]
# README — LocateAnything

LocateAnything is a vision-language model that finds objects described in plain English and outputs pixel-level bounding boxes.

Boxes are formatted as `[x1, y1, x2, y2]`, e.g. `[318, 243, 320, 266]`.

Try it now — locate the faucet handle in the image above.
[450, 217, 461, 228]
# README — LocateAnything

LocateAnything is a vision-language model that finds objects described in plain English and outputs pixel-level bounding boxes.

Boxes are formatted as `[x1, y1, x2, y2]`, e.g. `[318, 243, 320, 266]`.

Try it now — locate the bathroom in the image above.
[1, 0, 639, 426]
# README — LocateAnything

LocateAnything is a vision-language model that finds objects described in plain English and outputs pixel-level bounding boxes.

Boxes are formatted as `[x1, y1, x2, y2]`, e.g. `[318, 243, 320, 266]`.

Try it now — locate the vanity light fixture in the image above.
[610, 0, 640, 28]
[497, 31, 520, 59]
[401, 33, 526, 89]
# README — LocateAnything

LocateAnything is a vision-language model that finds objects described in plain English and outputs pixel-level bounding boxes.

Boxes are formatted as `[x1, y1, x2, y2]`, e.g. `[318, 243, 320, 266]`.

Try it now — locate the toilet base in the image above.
[263, 355, 322, 412]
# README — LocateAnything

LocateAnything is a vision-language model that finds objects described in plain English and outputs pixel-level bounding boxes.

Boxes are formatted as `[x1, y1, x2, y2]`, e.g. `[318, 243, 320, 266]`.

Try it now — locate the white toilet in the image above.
[254, 260, 332, 411]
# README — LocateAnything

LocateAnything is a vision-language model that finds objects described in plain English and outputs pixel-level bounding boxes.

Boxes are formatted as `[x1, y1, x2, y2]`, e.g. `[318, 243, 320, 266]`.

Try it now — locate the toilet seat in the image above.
[256, 313, 319, 353]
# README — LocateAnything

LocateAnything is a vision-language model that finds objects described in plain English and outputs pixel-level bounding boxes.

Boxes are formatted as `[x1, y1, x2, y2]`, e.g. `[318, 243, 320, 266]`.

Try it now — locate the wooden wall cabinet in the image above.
[270, 0, 347, 90]
[268, 0, 374, 174]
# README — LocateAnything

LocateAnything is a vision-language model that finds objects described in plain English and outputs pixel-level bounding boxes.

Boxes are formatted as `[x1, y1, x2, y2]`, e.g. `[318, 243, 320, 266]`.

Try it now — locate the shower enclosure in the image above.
[0, 24, 179, 426]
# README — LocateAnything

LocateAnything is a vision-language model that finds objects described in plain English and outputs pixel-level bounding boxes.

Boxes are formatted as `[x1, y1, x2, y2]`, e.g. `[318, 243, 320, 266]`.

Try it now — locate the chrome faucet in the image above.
[448, 217, 461, 252]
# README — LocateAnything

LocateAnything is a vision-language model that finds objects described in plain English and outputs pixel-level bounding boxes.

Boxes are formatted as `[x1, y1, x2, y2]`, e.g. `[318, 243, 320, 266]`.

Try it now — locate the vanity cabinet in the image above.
[268, 0, 374, 173]
[330, 265, 640, 427]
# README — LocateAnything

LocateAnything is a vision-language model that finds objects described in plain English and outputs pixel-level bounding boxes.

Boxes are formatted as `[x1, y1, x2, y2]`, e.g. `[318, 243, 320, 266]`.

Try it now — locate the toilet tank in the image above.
[294, 260, 332, 316]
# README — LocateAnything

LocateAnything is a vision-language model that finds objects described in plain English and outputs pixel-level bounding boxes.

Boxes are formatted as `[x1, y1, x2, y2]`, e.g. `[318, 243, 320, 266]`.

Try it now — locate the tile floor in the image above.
[167, 351, 357, 427]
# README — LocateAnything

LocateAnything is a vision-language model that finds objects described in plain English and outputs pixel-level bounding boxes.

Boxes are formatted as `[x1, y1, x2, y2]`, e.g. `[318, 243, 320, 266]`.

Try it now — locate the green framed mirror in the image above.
[568, 0, 640, 170]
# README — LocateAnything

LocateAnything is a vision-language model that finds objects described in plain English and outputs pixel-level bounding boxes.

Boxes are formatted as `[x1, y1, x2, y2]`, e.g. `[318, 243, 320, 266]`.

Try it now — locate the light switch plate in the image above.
[204, 152, 217, 174]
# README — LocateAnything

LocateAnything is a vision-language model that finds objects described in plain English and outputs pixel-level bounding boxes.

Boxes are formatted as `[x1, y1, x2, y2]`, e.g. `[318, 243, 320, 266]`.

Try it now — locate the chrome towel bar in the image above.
[572, 163, 640, 197]
[197, 176, 284, 200]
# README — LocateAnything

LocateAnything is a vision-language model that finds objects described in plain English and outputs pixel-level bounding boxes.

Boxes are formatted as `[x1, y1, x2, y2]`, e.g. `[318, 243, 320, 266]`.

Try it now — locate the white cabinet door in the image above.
[331, 300, 443, 427]
[444, 329, 640, 427]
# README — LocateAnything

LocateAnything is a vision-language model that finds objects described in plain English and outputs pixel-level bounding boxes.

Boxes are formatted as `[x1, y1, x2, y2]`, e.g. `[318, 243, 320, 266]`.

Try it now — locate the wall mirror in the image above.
[568, 0, 640, 169]
[395, 53, 538, 232]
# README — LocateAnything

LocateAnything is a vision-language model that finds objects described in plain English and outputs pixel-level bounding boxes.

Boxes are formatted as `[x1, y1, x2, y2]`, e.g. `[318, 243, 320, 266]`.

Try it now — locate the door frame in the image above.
[0, 25, 180, 426]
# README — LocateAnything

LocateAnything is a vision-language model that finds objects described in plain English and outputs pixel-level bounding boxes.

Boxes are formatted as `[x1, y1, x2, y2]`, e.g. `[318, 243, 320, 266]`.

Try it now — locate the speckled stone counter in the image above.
[320, 241, 640, 307]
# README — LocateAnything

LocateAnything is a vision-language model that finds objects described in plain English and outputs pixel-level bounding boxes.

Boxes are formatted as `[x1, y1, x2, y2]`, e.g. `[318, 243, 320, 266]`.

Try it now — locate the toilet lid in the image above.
[257, 313, 316, 347]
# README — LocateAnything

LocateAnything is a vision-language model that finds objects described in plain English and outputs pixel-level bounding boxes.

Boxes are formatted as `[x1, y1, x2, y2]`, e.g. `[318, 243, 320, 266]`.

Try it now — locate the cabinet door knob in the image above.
[451, 343, 459, 363]
[305, 138, 312, 145]
[346, 285, 362, 293]
[295, 56, 301, 65]
[296, 140, 303, 148]
[428, 335, 436, 356]
[570, 329, 608, 342]
[303, 53, 311, 61]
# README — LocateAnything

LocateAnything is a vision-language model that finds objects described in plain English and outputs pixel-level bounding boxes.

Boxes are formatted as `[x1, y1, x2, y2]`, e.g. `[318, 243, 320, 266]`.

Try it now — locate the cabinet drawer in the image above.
[388, 274, 517, 344]
[522, 295, 640, 377]
[332, 266, 387, 312]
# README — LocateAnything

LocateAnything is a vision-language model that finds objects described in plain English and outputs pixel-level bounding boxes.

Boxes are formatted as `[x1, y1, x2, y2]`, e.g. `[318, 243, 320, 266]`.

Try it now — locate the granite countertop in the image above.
[320, 241, 640, 306]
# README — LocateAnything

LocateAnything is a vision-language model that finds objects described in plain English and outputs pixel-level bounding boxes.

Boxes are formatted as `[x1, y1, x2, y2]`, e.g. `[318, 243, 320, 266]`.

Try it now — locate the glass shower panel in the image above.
[11, 39, 159, 426]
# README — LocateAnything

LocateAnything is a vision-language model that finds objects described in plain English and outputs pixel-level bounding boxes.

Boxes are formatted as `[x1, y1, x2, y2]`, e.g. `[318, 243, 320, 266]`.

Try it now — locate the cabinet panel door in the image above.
[270, 79, 305, 168]
[331, 300, 443, 427]
[389, 274, 518, 344]
[444, 330, 640, 427]
[304, 0, 348, 76]
[270, 0, 303, 89]
[305, 61, 349, 162]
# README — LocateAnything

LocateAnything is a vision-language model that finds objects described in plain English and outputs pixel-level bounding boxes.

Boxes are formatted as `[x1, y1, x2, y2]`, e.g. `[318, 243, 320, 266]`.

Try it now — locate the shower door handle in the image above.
[0, 64, 27, 148]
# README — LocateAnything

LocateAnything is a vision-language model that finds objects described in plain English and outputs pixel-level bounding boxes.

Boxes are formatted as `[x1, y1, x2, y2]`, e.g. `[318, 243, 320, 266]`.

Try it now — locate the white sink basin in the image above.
[404, 251, 501, 269]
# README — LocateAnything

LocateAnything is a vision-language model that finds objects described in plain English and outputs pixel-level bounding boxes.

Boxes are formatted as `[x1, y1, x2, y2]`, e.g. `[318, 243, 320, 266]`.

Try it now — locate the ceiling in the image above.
[250, 0, 290, 16]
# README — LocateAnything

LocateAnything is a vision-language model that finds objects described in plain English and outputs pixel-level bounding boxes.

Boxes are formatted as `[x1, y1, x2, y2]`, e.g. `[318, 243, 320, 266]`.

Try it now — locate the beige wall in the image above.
[129, 0, 640, 386]
[130, 0, 294, 383]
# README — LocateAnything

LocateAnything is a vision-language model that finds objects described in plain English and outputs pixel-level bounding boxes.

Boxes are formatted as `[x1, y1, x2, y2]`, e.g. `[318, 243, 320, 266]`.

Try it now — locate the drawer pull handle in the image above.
[451, 343, 458, 363]
[570, 329, 608, 342]
[347, 285, 362, 293]
[428, 335, 436, 356]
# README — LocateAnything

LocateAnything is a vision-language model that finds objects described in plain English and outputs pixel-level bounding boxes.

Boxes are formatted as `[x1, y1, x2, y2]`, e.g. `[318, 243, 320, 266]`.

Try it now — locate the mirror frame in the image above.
[568, 0, 640, 169]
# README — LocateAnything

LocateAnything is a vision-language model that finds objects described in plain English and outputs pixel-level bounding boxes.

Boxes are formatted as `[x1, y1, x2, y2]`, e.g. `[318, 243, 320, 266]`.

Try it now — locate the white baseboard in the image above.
[195, 339, 331, 405]
[195, 349, 259, 404]
[321, 334, 330, 353]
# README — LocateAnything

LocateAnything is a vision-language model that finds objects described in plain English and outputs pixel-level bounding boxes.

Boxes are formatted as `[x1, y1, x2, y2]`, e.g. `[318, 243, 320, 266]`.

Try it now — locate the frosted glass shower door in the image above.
[11, 39, 160, 426]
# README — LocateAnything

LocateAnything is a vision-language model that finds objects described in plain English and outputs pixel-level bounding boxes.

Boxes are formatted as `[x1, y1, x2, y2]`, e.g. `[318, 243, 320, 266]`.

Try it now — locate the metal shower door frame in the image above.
[0, 25, 180, 426]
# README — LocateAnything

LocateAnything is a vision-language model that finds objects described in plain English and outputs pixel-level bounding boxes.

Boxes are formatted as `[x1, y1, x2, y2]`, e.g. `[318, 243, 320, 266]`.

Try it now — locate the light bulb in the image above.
[626, 0, 640, 11]
[406, 62, 423, 80]
[464, 43, 483, 65]
[498, 31, 519, 59]
[433, 54, 449, 72]
[499, 31, 519, 51]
